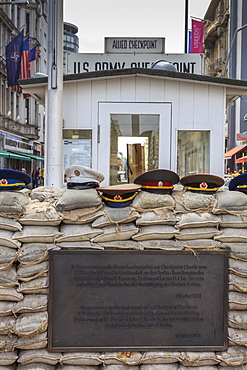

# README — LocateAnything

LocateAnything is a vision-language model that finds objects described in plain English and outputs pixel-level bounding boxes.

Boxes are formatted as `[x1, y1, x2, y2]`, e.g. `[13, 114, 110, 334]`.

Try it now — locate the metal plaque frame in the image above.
[48, 250, 228, 351]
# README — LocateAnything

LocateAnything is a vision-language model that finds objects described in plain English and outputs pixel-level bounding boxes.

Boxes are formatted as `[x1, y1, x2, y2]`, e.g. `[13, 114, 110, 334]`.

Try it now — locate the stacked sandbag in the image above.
[130, 191, 180, 246]
[2, 185, 247, 369]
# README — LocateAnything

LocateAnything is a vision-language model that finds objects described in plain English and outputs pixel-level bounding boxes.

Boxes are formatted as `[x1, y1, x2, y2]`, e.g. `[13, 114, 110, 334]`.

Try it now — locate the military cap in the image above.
[96, 184, 141, 208]
[134, 169, 180, 194]
[229, 173, 247, 193]
[65, 165, 104, 190]
[0, 169, 31, 191]
[180, 173, 224, 194]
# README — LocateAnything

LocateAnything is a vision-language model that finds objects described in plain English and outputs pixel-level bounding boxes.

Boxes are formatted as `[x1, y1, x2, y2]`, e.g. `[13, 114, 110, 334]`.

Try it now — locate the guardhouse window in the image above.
[110, 114, 159, 185]
[177, 130, 210, 177]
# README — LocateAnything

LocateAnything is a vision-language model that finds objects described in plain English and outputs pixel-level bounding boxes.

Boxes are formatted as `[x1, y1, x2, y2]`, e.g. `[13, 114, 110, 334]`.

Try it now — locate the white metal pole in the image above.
[45, 0, 63, 187]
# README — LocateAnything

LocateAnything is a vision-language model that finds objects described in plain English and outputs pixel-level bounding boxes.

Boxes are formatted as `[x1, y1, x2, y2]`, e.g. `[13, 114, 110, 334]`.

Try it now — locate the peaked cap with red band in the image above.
[180, 174, 224, 194]
[134, 169, 180, 194]
[96, 184, 141, 208]
[0, 169, 31, 191]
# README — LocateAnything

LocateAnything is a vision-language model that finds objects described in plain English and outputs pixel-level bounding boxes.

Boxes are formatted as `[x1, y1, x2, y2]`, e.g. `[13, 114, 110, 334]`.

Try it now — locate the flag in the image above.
[20, 37, 30, 80]
[5, 30, 24, 87]
[29, 45, 37, 78]
[187, 30, 192, 53]
[190, 19, 204, 53]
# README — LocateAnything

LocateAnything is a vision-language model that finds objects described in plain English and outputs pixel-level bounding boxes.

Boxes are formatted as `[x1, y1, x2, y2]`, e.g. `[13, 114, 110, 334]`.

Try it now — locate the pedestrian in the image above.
[34, 167, 40, 188]
[21, 168, 26, 173]
[32, 170, 36, 189]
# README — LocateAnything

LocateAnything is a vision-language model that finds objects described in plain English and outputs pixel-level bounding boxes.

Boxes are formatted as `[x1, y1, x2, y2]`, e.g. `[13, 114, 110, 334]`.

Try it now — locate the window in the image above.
[110, 114, 159, 185]
[62, 129, 92, 174]
[177, 131, 210, 177]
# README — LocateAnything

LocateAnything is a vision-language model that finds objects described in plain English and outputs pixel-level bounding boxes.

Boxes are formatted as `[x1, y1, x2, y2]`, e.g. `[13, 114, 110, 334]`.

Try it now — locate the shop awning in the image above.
[0, 150, 31, 161]
[236, 156, 247, 163]
[225, 145, 247, 160]
[9, 151, 44, 161]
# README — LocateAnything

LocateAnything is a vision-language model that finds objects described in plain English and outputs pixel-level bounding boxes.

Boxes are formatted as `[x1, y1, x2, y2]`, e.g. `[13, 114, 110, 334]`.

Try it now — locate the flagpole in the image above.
[184, 0, 189, 53]
[45, 0, 63, 187]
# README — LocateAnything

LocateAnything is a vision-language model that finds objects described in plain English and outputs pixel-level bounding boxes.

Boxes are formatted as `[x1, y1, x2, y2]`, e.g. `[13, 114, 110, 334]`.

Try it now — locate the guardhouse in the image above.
[20, 67, 247, 186]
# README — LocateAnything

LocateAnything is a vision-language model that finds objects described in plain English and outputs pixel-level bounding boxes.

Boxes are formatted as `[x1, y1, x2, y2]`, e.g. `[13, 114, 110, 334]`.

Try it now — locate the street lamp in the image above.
[0, 1, 29, 4]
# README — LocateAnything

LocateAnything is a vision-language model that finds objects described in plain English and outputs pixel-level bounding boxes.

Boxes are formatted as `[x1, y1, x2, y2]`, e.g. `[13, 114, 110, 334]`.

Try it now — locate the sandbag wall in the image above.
[1, 186, 247, 369]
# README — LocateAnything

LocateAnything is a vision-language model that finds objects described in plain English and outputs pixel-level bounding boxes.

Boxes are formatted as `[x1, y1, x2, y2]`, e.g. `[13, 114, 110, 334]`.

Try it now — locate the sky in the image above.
[64, 0, 211, 54]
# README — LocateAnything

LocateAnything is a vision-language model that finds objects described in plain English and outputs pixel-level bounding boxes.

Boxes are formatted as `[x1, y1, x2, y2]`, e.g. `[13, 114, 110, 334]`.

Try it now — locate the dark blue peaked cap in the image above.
[229, 173, 247, 193]
[0, 169, 31, 191]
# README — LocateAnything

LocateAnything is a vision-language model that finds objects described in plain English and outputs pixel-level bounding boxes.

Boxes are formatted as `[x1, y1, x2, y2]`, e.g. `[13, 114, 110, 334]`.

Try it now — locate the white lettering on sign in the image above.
[112, 39, 158, 51]
[105, 37, 165, 54]
[67, 54, 203, 75]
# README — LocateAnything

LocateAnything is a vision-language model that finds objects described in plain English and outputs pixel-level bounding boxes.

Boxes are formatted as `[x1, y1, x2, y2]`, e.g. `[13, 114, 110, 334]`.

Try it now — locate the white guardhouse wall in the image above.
[62, 75, 226, 183]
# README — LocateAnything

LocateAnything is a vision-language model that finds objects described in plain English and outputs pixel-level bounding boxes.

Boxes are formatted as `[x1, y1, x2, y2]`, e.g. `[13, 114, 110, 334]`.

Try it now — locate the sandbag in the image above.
[0, 287, 23, 301]
[96, 240, 143, 250]
[17, 261, 48, 282]
[140, 365, 178, 370]
[222, 243, 247, 260]
[228, 327, 247, 346]
[141, 351, 181, 364]
[180, 191, 215, 211]
[175, 212, 220, 229]
[0, 229, 21, 249]
[0, 315, 15, 334]
[0, 266, 18, 287]
[229, 311, 247, 330]
[56, 224, 103, 242]
[132, 225, 178, 241]
[17, 349, 61, 365]
[13, 226, 62, 243]
[58, 206, 104, 224]
[60, 352, 101, 366]
[0, 301, 16, 316]
[30, 186, 64, 203]
[219, 214, 247, 227]
[131, 191, 175, 210]
[0, 350, 18, 365]
[92, 205, 140, 227]
[18, 244, 48, 266]
[19, 202, 62, 226]
[216, 346, 247, 366]
[215, 228, 247, 243]
[0, 216, 22, 231]
[229, 258, 247, 277]
[0, 191, 30, 214]
[0, 246, 18, 270]
[214, 191, 247, 214]
[0, 334, 18, 352]
[55, 189, 102, 211]
[136, 209, 177, 226]
[11, 312, 48, 337]
[138, 240, 183, 250]
[55, 241, 104, 250]
[180, 351, 219, 366]
[12, 294, 47, 314]
[181, 239, 221, 249]
[91, 224, 139, 243]
[99, 352, 142, 365]
[229, 291, 247, 310]
[15, 332, 47, 350]
[17, 364, 55, 370]
[229, 274, 247, 292]
[17, 277, 49, 295]
[176, 227, 221, 240]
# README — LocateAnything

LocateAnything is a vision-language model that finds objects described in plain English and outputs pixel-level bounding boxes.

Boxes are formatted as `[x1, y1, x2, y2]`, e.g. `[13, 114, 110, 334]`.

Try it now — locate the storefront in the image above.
[20, 67, 247, 186]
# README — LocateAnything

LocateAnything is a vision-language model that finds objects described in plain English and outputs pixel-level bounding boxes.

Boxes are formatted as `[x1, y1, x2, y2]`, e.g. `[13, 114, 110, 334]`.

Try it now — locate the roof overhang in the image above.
[18, 67, 247, 106]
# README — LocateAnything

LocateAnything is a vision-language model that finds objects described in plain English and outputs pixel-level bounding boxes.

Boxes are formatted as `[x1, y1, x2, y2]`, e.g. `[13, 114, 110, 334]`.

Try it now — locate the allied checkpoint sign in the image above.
[48, 250, 228, 351]
[65, 37, 203, 75]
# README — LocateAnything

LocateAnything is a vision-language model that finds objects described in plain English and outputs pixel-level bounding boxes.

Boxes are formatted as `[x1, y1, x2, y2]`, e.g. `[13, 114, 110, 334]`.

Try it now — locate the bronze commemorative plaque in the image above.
[48, 250, 228, 351]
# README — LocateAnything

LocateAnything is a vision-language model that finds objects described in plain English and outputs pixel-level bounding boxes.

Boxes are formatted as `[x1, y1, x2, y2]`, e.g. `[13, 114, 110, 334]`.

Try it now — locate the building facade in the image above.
[0, 0, 47, 174]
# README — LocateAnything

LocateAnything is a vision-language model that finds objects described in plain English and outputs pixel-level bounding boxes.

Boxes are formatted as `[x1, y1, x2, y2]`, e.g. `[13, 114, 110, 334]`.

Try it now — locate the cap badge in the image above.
[0, 179, 8, 185]
[114, 195, 122, 201]
[158, 181, 164, 187]
[200, 182, 208, 189]
[74, 170, 80, 176]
